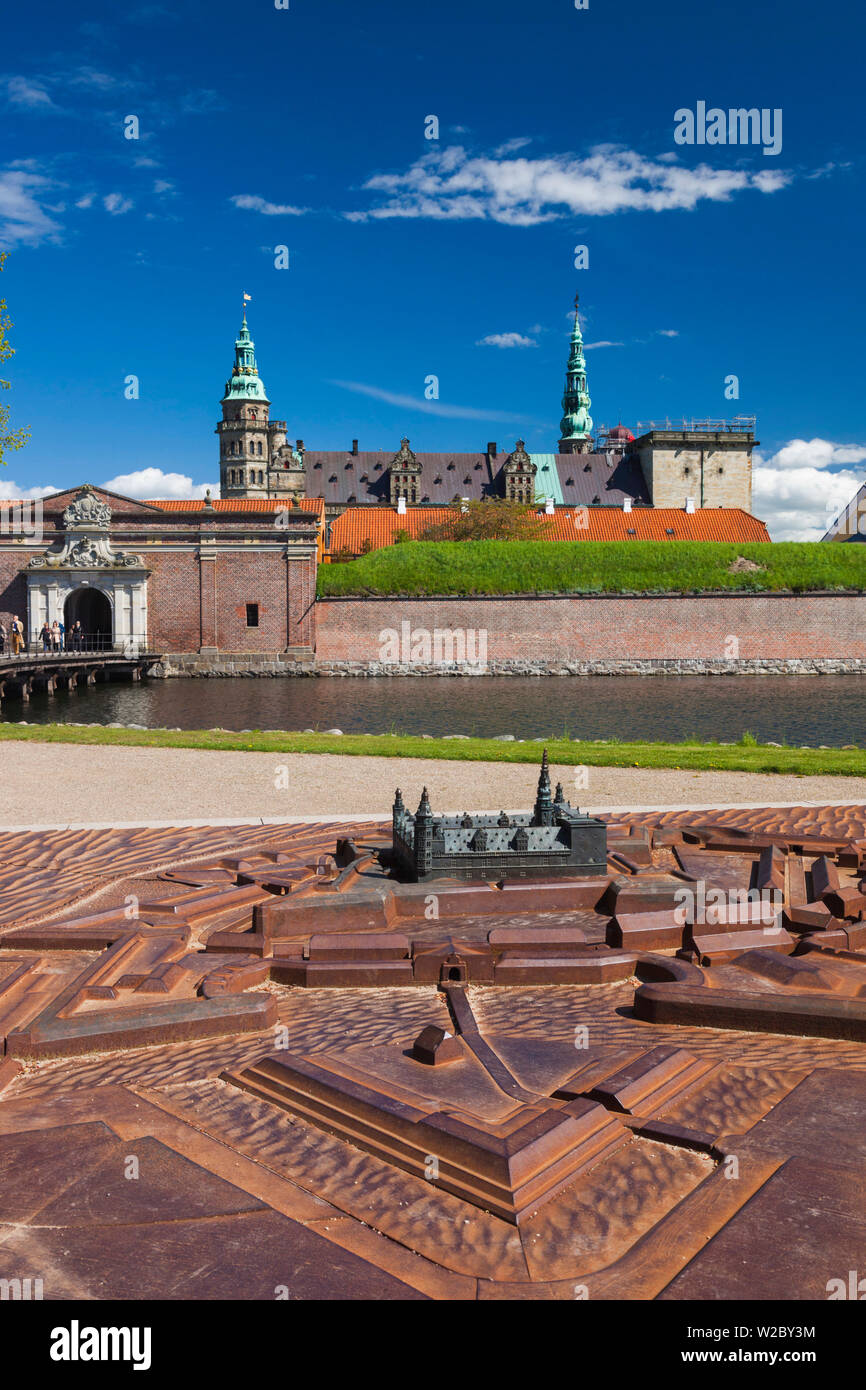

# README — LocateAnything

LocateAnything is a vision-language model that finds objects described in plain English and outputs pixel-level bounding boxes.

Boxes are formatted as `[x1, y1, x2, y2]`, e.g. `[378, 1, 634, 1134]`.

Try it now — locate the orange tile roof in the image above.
[537, 506, 770, 542]
[147, 497, 325, 516]
[328, 504, 770, 554]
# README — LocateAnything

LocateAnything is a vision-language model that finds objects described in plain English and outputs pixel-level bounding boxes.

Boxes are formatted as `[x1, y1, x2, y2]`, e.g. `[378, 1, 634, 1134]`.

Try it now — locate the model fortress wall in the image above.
[391, 750, 608, 881]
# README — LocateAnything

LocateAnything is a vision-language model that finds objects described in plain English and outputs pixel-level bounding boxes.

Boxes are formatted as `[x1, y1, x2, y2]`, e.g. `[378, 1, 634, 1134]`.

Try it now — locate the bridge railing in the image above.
[9, 634, 155, 657]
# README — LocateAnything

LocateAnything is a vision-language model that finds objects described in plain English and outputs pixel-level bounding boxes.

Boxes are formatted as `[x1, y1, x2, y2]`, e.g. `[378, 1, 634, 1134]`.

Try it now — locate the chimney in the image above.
[296, 439, 305, 453]
[351, 439, 359, 455]
[396, 496, 407, 515]
[460, 497, 469, 513]
[685, 496, 695, 513]
[622, 496, 632, 513]
[487, 441, 497, 457]
[544, 497, 555, 515]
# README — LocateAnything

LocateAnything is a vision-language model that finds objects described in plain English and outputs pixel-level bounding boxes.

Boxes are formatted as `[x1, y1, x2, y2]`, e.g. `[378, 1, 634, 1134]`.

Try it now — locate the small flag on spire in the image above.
[243, 293, 252, 303]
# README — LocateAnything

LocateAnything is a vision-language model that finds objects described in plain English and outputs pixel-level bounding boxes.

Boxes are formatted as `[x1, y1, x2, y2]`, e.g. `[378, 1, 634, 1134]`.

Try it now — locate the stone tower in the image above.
[558, 292, 593, 454]
[216, 308, 303, 500]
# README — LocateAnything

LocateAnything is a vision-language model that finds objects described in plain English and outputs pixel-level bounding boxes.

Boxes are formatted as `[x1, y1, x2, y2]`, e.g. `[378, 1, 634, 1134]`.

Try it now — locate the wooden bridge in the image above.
[0, 651, 163, 705]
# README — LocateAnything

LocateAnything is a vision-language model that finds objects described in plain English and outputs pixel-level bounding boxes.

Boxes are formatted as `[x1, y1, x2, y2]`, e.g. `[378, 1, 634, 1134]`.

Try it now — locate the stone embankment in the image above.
[149, 656, 866, 678]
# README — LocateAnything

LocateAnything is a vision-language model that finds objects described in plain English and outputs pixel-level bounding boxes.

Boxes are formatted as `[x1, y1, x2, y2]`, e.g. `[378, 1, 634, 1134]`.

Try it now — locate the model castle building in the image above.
[390, 751, 608, 881]
[216, 292, 757, 516]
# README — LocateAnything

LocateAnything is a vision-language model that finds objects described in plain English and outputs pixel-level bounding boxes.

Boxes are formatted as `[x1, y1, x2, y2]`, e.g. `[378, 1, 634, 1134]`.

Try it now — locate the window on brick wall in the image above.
[246, 603, 259, 627]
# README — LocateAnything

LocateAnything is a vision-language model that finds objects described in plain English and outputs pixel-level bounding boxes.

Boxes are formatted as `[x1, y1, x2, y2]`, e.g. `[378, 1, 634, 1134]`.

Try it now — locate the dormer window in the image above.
[463, 476, 472, 484]
[665, 527, 675, 536]
[474, 462, 482, 470]
[447, 461, 455, 470]
[584, 462, 591, 472]
[329, 474, 337, 483]
[626, 527, 636, 536]
[565, 478, 574, 486]
[359, 473, 368, 482]
[592, 495, 600, 504]
[433, 475, 442, 484]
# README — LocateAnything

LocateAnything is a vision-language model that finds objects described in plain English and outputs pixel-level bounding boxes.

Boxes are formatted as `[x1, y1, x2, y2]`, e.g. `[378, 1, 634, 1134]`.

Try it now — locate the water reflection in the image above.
[2, 674, 864, 745]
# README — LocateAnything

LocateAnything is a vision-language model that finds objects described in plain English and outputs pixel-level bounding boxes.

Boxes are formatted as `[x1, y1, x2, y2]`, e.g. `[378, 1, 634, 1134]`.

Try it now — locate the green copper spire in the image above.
[222, 310, 269, 404]
[558, 291, 593, 453]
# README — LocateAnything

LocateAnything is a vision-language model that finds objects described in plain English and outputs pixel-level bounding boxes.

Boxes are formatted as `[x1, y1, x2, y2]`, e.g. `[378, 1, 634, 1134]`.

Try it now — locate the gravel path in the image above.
[0, 741, 864, 827]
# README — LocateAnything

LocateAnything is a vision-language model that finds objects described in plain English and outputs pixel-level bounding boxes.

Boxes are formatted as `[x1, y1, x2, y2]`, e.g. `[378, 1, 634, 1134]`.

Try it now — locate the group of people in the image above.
[0, 616, 85, 656]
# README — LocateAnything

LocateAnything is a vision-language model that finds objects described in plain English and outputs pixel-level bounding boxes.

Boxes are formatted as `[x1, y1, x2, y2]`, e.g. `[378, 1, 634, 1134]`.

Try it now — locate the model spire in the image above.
[533, 749, 554, 827]
[558, 290, 593, 454]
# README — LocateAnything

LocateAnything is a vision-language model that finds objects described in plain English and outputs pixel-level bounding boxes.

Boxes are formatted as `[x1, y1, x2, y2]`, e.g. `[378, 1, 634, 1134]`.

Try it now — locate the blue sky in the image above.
[1, 0, 864, 538]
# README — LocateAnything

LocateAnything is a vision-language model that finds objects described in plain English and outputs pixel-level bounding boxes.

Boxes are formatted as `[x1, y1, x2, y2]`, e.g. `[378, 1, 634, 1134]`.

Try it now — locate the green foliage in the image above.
[0, 253, 30, 467]
[318, 538, 866, 597]
[419, 498, 547, 542]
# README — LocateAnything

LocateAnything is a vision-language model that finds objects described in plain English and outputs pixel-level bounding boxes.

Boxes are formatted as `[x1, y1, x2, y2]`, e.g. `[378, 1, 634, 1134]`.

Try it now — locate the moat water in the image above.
[2, 674, 864, 745]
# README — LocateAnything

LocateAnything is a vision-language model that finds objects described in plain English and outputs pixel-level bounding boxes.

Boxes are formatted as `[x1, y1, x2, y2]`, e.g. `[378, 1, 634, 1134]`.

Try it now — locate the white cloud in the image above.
[476, 332, 537, 349]
[330, 379, 538, 424]
[230, 194, 308, 216]
[103, 192, 133, 215]
[584, 340, 625, 350]
[752, 438, 866, 540]
[101, 468, 213, 499]
[757, 437, 866, 471]
[0, 480, 59, 500]
[656, 329, 679, 337]
[352, 143, 794, 226]
[0, 169, 62, 246]
[6, 76, 55, 109]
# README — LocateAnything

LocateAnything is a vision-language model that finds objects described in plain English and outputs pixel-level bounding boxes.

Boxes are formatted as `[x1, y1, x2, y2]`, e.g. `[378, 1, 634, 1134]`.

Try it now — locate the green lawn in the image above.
[0, 722, 862, 776]
[317, 539, 866, 597]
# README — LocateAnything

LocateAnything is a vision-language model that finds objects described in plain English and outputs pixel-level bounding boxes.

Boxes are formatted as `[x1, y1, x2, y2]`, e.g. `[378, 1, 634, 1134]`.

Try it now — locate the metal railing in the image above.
[632, 416, 757, 434]
[0, 634, 154, 659]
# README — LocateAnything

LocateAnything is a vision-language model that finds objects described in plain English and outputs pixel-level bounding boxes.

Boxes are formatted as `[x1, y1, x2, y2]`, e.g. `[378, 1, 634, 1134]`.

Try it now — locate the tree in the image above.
[419, 497, 546, 542]
[0, 253, 30, 466]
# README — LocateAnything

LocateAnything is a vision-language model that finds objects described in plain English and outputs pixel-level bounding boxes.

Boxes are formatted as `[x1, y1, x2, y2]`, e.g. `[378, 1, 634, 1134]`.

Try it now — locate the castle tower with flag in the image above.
[216, 297, 304, 499]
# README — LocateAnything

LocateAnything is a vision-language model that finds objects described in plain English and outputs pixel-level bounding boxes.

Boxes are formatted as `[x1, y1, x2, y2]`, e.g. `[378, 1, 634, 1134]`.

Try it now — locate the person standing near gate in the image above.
[10, 615, 24, 656]
[71, 620, 83, 652]
[40, 622, 51, 653]
[58, 618, 66, 651]
[51, 620, 61, 651]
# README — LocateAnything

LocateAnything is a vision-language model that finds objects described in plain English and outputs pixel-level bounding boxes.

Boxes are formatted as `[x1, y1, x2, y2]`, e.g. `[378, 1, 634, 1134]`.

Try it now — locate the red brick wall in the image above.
[0, 537, 318, 654]
[315, 594, 866, 663]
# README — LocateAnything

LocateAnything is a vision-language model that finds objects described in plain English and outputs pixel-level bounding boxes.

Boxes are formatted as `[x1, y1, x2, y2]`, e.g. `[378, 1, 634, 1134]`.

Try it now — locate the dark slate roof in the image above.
[303, 451, 496, 506]
[302, 448, 649, 508]
[554, 453, 650, 507]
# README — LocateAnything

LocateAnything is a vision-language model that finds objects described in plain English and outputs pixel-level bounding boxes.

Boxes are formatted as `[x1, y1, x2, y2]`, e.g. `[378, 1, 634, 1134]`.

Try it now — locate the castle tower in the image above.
[532, 750, 554, 827]
[413, 787, 434, 879]
[558, 292, 593, 454]
[216, 310, 272, 498]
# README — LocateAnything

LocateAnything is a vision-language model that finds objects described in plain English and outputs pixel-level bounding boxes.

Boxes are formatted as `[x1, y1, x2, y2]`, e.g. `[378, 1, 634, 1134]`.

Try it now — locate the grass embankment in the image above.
[317, 540, 866, 597]
[0, 722, 863, 776]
